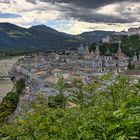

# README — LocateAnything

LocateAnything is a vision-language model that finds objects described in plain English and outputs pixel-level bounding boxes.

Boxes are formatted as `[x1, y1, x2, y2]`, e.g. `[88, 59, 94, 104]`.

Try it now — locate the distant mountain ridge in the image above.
[0, 22, 113, 52]
[76, 30, 113, 44]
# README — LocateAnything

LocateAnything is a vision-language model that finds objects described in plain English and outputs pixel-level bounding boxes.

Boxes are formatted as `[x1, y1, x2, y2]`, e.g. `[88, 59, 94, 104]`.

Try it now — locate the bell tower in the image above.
[95, 44, 100, 59]
[133, 51, 137, 62]
[84, 44, 90, 59]
[117, 41, 123, 59]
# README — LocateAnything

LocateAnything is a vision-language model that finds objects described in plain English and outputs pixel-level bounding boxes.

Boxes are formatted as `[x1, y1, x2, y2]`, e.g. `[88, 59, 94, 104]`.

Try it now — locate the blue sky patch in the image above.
[46, 19, 71, 30]
[46, 19, 69, 27]
[0, 13, 21, 18]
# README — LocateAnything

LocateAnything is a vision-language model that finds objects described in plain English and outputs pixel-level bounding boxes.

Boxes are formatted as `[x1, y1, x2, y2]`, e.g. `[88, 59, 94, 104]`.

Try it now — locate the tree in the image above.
[0, 79, 25, 124]
[48, 78, 67, 108]
[1, 76, 140, 139]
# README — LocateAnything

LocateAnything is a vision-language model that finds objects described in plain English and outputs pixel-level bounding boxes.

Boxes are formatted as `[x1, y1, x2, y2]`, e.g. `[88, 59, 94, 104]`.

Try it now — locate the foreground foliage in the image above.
[0, 76, 140, 140]
[0, 79, 25, 124]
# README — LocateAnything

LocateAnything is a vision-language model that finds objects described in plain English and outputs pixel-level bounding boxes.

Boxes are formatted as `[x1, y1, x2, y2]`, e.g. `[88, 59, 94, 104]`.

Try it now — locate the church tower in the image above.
[85, 44, 89, 54]
[118, 41, 122, 53]
[106, 47, 110, 54]
[78, 43, 85, 55]
[138, 51, 140, 63]
[84, 44, 90, 59]
[133, 51, 137, 62]
[95, 44, 100, 59]
[117, 41, 123, 59]
[90, 50, 95, 59]
[81, 42, 83, 47]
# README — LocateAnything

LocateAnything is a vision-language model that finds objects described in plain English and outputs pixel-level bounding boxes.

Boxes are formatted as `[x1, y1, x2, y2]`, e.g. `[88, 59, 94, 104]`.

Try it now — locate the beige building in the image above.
[80, 42, 129, 74]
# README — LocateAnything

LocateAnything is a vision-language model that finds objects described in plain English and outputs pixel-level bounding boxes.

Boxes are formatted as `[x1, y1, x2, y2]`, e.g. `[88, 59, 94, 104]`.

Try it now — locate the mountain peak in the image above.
[0, 22, 19, 28]
[28, 24, 65, 37]
[0, 22, 26, 31]
[29, 24, 59, 33]
[31, 24, 48, 29]
[0, 22, 114, 51]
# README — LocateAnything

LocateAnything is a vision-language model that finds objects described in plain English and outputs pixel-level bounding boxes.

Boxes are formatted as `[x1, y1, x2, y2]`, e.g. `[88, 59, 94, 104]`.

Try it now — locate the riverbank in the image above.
[0, 79, 25, 124]
[0, 57, 20, 103]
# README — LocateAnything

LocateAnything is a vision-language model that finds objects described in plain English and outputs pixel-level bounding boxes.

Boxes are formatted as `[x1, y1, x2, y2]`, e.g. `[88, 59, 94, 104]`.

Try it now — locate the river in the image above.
[0, 57, 19, 103]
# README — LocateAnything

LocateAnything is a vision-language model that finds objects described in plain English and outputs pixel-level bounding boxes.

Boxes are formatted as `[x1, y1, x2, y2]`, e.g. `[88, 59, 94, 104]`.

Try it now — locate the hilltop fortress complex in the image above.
[102, 27, 140, 44]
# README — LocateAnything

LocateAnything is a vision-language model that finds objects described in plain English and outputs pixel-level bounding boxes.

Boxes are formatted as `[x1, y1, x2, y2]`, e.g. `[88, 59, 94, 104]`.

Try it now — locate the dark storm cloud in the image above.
[26, 0, 37, 5]
[114, 2, 140, 21]
[27, 0, 139, 9]
[0, 0, 11, 4]
[26, 0, 140, 23]
[56, 0, 140, 23]
[57, 3, 139, 23]
[67, 12, 137, 23]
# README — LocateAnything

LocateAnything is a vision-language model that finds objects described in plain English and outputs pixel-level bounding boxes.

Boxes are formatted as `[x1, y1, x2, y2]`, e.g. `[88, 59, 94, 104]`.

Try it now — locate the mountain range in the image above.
[0, 22, 113, 51]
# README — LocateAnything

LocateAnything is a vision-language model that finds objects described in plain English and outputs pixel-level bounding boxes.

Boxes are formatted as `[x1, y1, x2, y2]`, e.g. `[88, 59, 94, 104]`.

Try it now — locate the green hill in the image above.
[0, 22, 113, 56]
[91, 35, 140, 57]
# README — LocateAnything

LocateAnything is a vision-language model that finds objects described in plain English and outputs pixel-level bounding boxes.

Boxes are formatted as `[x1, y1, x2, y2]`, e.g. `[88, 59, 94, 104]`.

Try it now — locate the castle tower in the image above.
[95, 44, 100, 59]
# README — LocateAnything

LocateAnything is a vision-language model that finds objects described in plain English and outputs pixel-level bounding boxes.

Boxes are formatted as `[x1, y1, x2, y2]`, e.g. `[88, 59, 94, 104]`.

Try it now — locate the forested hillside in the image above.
[0, 22, 113, 56]
[91, 35, 140, 57]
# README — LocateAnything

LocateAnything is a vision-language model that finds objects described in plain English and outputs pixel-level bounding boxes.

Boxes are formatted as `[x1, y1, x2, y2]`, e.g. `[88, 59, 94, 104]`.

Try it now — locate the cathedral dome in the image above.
[77, 43, 85, 55]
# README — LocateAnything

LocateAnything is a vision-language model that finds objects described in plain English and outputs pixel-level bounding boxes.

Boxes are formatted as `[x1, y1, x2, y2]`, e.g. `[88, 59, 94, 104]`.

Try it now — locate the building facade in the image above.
[80, 42, 130, 74]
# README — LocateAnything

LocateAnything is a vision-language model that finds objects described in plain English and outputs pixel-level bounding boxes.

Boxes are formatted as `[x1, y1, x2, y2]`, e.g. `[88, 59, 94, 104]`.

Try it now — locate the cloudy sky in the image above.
[0, 0, 140, 34]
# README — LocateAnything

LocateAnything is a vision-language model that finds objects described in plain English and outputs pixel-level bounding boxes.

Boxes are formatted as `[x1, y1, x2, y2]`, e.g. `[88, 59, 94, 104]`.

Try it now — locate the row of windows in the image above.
[92, 62, 125, 67]
[93, 68, 124, 73]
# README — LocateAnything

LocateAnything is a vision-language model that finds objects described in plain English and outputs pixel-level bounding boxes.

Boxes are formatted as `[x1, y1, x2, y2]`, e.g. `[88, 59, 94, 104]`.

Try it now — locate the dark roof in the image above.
[104, 48, 112, 56]
[104, 53, 112, 56]
[125, 70, 140, 75]
[104, 51, 112, 56]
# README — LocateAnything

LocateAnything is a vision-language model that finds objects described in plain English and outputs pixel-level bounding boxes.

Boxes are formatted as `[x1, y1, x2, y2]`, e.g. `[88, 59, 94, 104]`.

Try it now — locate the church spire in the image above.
[95, 44, 100, 59]
[106, 47, 110, 54]
[117, 41, 124, 59]
[84, 43, 90, 59]
[138, 51, 140, 62]
[85, 44, 89, 52]
[118, 41, 122, 53]
[81, 42, 83, 47]
[95, 43, 100, 52]
[133, 51, 137, 62]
